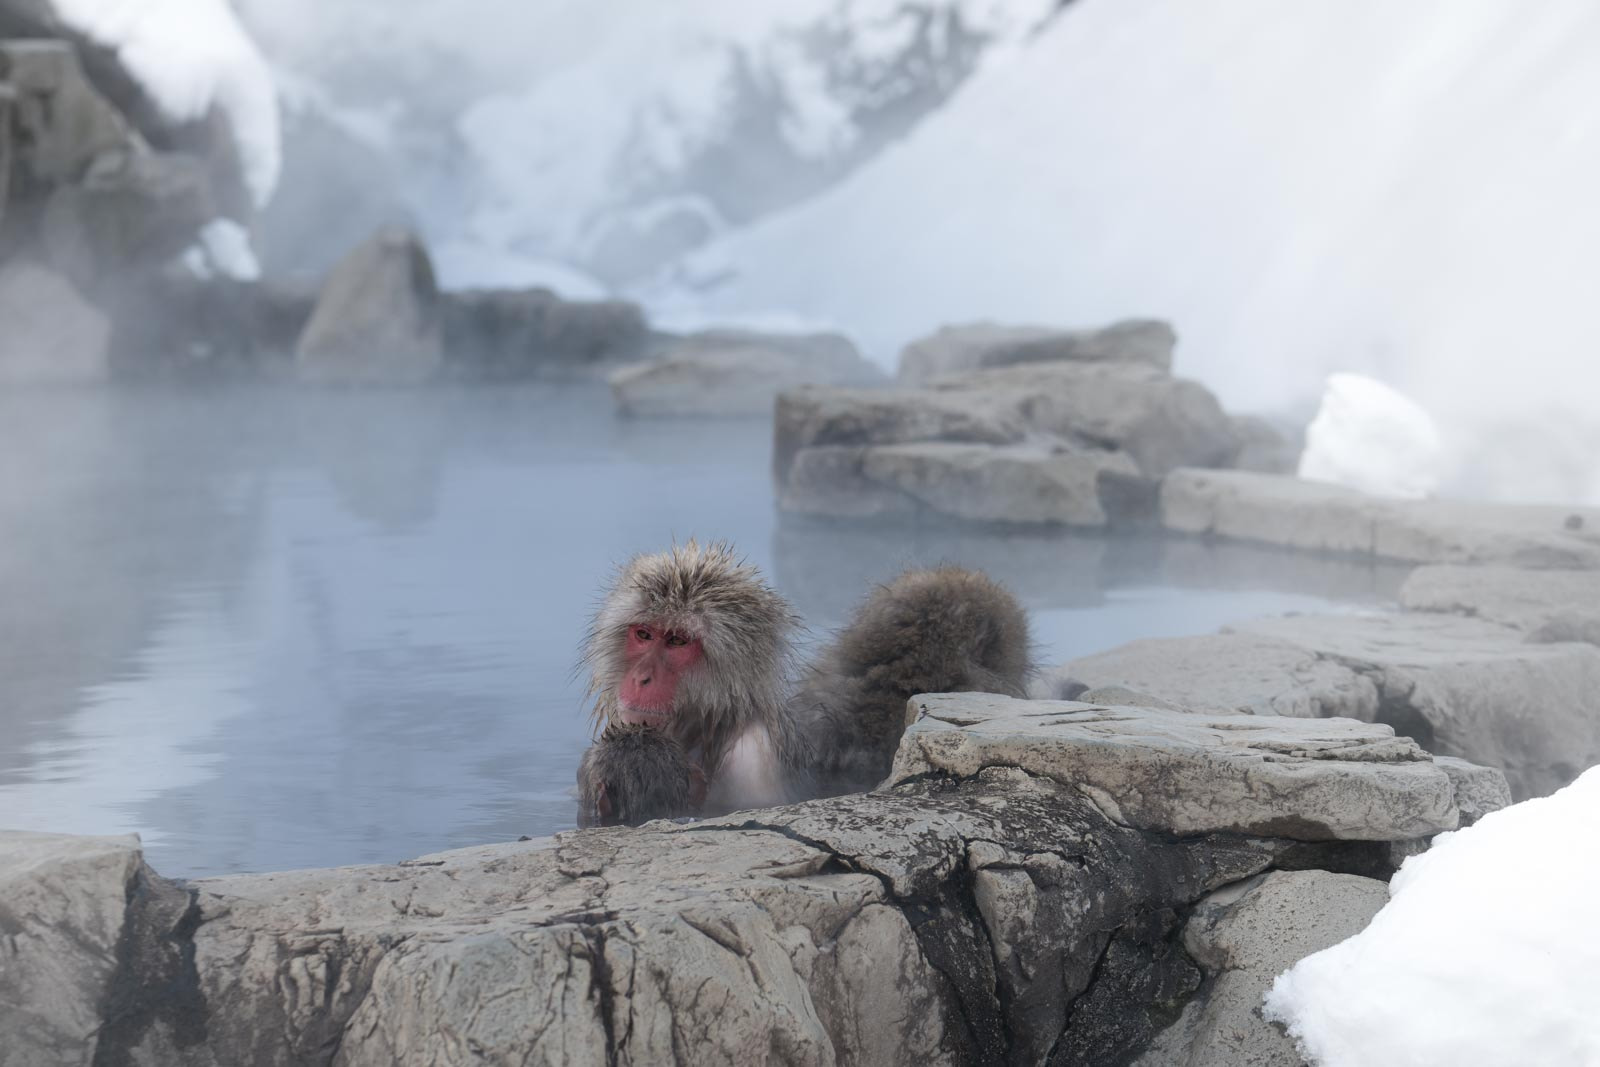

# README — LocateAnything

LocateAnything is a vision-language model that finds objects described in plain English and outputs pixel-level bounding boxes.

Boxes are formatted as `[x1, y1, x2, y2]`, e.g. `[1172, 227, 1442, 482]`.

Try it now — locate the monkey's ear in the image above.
[595, 781, 615, 823]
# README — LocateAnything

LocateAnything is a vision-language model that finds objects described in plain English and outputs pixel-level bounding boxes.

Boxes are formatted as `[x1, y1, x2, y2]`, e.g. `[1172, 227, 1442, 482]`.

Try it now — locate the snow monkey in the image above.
[576, 540, 1030, 827]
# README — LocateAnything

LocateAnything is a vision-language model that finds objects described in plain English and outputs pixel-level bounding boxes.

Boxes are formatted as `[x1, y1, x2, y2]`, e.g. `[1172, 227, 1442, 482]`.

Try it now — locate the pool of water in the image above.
[0, 385, 1406, 877]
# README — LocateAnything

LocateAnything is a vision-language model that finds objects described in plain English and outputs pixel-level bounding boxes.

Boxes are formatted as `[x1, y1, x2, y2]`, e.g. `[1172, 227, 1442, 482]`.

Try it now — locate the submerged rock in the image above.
[611, 329, 882, 417]
[0, 258, 109, 383]
[897, 318, 1176, 384]
[295, 226, 443, 386]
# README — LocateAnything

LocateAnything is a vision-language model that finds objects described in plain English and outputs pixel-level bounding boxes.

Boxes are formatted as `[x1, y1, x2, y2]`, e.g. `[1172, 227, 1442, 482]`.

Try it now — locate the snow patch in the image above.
[1298, 374, 1443, 499]
[1264, 766, 1600, 1067]
[54, 0, 281, 205]
[180, 218, 261, 281]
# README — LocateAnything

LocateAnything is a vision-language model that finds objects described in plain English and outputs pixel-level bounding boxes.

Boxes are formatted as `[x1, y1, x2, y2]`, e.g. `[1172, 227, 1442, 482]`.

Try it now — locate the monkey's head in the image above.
[586, 541, 796, 751]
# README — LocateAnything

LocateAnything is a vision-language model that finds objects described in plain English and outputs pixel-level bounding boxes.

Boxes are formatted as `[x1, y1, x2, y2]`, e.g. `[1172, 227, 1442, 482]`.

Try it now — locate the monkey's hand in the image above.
[576, 721, 694, 828]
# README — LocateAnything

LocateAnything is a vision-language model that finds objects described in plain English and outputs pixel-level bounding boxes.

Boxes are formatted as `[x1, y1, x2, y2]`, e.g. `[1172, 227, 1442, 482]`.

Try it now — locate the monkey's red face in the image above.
[617, 623, 704, 725]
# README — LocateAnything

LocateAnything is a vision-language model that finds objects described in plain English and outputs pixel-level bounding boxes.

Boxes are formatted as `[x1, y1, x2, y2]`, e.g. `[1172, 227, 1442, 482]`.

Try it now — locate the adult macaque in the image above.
[577, 541, 1028, 826]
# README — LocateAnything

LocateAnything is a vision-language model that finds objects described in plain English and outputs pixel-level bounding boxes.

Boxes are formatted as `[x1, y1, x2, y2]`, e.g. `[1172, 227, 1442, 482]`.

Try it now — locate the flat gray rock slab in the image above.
[1237, 612, 1600, 799]
[1401, 564, 1600, 643]
[1135, 870, 1389, 1067]
[889, 693, 1459, 840]
[1041, 631, 1380, 719]
[1162, 468, 1600, 567]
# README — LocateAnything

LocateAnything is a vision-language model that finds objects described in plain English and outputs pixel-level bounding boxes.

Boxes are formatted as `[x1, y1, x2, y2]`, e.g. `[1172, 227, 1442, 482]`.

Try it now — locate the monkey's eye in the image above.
[665, 633, 689, 648]
[634, 628, 652, 641]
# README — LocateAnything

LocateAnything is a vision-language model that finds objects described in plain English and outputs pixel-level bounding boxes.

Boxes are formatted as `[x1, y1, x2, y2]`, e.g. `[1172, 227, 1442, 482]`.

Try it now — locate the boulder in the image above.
[1135, 870, 1389, 1067]
[1236, 612, 1600, 799]
[779, 440, 1141, 525]
[1038, 631, 1380, 719]
[0, 831, 143, 1066]
[1229, 414, 1300, 475]
[0, 258, 109, 383]
[0, 39, 132, 185]
[935, 361, 1238, 477]
[441, 287, 650, 380]
[1162, 468, 1600, 567]
[892, 693, 1461, 840]
[610, 329, 883, 417]
[40, 146, 216, 284]
[296, 226, 443, 385]
[1400, 564, 1600, 644]
[897, 318, 1175, 384]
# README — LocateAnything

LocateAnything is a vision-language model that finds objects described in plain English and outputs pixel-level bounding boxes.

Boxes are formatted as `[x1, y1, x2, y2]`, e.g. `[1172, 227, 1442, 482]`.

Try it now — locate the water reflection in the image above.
[0, 385, 1399, 876]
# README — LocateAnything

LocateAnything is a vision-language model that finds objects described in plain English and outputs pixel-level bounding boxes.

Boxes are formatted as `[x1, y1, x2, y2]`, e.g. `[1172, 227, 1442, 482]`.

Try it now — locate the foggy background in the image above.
[238, 0, 1600, 505]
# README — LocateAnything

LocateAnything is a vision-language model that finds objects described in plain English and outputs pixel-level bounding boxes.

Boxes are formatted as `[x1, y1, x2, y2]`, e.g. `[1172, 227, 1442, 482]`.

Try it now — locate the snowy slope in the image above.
[1264, 767, 1600, 1067]
[664, 0, 1600, 437]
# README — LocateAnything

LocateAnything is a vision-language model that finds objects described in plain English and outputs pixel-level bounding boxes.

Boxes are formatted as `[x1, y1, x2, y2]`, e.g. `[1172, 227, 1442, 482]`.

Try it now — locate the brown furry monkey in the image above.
[575, 541, 1029, 826]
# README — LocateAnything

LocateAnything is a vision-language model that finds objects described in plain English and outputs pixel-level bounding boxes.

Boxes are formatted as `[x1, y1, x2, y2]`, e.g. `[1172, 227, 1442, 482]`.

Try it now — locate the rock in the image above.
[1236, 612, 1600, 799]
[1433, 756, 1513, 826]
[40, 146, 216, 284]
[1135, 870, 1389, 1067]
[0, 831, 142, 1066]
[296, 226, 443, 385]
[105, 274, 316, 375]
[1040, 632, 1380, 719]
[610, 329, 882, 417]
[1229, 414, 1300, 475]
[897, 318, 1175, 384]
[779, 441, 1141, 526]
[441, 287, 650, 380]
[936, 361, 1237, 477]
[1161, 468, 1600, 567]
[0, 259, 110, 383]
[0, 39, 132, 185]
[1400, 564, 1600, 644]
[774, 383, 1029, 484]
[892, 693, 1461, 840]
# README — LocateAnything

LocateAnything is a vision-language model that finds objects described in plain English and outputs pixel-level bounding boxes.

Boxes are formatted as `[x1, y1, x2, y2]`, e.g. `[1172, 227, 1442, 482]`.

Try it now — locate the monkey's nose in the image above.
[637, 673, 652, 687]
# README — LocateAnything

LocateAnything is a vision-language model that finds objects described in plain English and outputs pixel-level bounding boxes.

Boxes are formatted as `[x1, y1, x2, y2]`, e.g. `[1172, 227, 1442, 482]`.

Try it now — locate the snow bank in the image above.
[1263, 766, 1600, 1067]
[1298, 374, 1443, 498]
[54, 0, 280, 205]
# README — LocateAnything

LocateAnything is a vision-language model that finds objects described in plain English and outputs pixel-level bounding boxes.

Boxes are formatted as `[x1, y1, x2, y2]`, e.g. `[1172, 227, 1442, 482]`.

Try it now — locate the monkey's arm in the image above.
[576, 721, 696, 827]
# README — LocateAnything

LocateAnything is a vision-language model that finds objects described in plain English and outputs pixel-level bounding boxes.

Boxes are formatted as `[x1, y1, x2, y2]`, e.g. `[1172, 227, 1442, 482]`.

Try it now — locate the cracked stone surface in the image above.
[1401, 564, 1600, 644]
[1235, 612, 1600, 799]
[3, 723, 1453, 1067]
[889, 694, 1460, 841]
[1161, 468, 1600, 567]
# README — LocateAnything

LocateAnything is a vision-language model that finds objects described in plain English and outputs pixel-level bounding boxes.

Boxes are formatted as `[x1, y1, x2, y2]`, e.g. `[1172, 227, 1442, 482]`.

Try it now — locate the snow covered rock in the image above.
[896, 318, 1175, 384]
[440, 287, 650, 381]
[1298, 373, 1444, 499]
[295, 226, 442, 385]
[1265, 767, 1600, 1067]
[1136, 870, 1389, 1067]
[0, 259, 110, 383]
[610, 328, 881, 417]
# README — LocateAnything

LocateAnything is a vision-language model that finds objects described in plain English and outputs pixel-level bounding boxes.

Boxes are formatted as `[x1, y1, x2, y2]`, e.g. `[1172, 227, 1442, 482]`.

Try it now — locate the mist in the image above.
[237, 0, 1600, 505]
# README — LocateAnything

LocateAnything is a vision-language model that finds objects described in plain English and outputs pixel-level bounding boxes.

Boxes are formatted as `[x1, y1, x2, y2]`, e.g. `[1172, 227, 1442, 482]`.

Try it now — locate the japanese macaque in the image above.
[576, 541, 1029, 827]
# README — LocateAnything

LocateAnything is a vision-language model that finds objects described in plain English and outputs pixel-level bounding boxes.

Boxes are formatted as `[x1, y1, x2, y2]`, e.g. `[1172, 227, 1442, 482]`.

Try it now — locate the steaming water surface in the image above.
[0, 385, 1404, 876]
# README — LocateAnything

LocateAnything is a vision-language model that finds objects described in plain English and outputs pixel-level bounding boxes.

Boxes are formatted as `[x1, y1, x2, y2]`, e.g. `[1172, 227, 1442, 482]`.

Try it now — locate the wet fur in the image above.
[578, 543, 1029, 823]
[576, 721, 691, 828]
